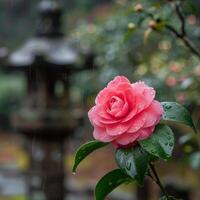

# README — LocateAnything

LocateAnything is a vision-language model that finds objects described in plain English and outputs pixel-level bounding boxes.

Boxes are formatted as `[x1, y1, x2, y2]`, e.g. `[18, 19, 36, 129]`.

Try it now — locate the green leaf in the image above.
[72, 140, 108, 172]
[161, 102, 197, 133]
[115, 146, 149, 185]
[160, 196, 183, 200]
[95, 169, 132, 200]
[139, 124, 174, 160]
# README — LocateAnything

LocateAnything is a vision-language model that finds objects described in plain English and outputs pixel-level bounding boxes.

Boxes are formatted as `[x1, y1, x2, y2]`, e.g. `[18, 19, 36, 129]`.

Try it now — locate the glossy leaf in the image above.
[161, 102, 197, 133]
[72, 140, 108, 172]
[139, 124, 174, 160]
[115, 146, 149, 185]
[95, 169, 132, 200]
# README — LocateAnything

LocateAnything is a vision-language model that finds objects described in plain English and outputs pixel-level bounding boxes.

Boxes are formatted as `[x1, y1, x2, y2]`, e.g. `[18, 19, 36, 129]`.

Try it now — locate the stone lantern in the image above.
[6, 0, 94, 200]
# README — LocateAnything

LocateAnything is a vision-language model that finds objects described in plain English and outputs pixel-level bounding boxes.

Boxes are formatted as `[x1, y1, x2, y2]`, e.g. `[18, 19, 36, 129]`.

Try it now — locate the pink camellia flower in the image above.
[88, 76, 163, 148]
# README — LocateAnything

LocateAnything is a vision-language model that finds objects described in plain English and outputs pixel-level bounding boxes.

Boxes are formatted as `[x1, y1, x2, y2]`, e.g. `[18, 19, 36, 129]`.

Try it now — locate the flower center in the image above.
[110, 96, 123, 109]
[107, 96, 129, 118]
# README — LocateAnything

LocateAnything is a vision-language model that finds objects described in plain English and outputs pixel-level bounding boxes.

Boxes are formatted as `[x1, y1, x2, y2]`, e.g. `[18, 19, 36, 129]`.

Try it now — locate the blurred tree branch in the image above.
[141, 0, 200, 58]
[165, 1, 200, 58]
[149, 163, 170, 199]
[165, 24, 200, 58]
[175, 1, 186, 36]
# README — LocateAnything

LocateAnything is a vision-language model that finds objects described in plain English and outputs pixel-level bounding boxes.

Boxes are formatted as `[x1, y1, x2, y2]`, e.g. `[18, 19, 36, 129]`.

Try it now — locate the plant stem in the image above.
[149, 163, 169, 199]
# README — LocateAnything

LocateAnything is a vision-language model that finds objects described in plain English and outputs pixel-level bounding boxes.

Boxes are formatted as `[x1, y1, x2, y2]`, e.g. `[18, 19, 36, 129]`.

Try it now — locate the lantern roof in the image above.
[8, 38, 80, 68]
[7, 0, 84, 70]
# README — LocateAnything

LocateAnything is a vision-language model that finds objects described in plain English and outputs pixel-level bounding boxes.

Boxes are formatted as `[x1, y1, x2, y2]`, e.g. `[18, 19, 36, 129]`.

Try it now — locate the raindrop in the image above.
[135, 126, 139, 130]
[138, 104, 143, 110]
[124, 151, 129, 155]
[167, 137, 171, 141]
[169, 142, 173, 147]
[151, 91, 154, 95]
[151, 150, 156, 154]
[165, 105, 172, 110]
[116, 179, 122, 184]
[108, 182, 113, 186]
[126, 162, 132, 171]
[142, 144, 147, 147]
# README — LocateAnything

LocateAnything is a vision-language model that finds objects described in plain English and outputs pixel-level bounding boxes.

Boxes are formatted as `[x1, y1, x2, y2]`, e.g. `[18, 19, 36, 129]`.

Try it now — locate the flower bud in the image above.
[148, 20, 157, 29]
[134, 3, 143, 12]
[128, 22, 136, 30]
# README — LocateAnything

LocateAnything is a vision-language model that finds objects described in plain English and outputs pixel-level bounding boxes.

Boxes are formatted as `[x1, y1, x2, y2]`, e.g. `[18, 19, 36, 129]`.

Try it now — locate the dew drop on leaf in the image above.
[165, 105, 172, 110]
[151, 150, 156, 154]
[169, 142, 173, 147]
[126, 162, 132, 171]
[108, 182, 113, 186]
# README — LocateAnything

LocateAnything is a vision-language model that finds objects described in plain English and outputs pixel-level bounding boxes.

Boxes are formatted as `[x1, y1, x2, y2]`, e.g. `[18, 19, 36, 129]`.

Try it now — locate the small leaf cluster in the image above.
[73, 102, 196, 200]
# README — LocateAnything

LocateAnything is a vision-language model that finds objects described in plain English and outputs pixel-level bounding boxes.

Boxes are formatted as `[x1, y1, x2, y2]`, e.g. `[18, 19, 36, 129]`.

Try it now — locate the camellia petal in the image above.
[99, 116, 121, 125]
[95, 88, 117, 105]
[143, 87, 156, 108]
[143, 101, 163, 128]
[106, 121, 131, 136]
[115, 102, 129, 118]
[132, 81, 156, 112]
[121, 89, 137, 122]
[88, 107, 104, 127]
[112, 131, 141, 146]
[127, 112, 146, 133]
[115, 83, 133, 92]
[97, 106, 113, 120]
[107, 76, 130, 89]
[93, 126, 115, 142]
[137, 126, 155, 141]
